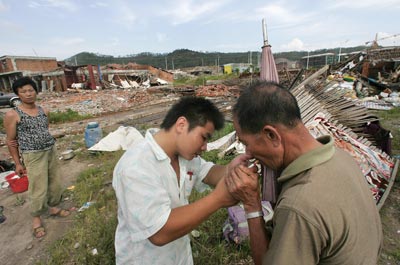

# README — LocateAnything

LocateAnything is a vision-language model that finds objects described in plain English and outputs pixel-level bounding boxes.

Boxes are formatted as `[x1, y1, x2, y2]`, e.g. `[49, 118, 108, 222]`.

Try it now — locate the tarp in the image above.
[88, 126, 144, 151]
[207, 131, 236, 151]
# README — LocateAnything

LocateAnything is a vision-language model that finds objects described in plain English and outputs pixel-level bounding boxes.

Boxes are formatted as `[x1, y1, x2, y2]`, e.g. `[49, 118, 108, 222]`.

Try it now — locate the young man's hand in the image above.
[213, 176, 239, 207]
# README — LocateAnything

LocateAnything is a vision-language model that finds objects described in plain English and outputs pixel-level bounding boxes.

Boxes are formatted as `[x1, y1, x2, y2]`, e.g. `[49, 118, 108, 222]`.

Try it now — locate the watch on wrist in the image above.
[245, 211, 264, 220]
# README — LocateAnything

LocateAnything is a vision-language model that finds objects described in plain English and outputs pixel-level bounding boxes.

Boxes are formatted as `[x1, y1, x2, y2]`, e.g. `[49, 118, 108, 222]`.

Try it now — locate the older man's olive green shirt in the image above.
[263, 135, 382, 265]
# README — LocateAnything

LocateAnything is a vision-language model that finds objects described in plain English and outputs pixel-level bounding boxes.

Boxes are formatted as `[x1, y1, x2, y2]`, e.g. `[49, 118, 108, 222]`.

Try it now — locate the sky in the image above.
[1, 0, 400, 61]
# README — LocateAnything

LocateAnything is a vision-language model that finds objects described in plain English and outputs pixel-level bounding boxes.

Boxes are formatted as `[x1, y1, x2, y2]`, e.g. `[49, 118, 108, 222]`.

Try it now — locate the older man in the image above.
[226, 81, 382, 265]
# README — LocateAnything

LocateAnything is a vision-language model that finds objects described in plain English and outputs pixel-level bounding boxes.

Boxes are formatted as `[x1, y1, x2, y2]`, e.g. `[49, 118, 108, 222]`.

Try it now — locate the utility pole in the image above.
[172, 58, 174, 70]
[217, 55, 220, 73]
[338, 39, 349, 63]
[165, 57, 168, 70]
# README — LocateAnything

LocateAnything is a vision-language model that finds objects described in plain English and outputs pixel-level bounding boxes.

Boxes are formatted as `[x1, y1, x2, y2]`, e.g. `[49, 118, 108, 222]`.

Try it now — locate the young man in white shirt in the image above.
[113, 96, 248, 264]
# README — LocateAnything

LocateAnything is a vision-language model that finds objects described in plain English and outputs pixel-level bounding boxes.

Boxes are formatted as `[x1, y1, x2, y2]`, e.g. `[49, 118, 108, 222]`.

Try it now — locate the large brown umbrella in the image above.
[259, 19, 279, 205]
[260, 19, 279, 83]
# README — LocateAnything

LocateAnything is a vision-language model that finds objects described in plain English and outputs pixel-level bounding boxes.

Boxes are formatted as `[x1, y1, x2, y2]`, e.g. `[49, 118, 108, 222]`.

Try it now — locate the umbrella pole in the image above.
[262, 18, 268, 46]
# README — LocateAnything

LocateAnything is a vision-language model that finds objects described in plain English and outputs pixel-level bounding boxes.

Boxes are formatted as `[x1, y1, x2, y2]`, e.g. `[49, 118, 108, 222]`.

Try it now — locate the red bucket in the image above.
[5, 172, 29, 193]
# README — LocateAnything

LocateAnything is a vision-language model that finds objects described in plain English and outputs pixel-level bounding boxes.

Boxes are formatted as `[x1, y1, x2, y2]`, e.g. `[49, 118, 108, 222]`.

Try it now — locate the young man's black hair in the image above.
[161, 96, 225, 131]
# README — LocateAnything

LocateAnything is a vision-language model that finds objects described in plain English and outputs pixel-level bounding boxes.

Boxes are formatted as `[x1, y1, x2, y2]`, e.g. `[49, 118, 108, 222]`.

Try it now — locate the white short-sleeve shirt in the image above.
[112, 129, 214, 265]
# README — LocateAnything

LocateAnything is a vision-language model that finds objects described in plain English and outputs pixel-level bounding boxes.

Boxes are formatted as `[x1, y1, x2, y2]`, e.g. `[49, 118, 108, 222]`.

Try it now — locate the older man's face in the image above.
[233, 118, 283, 171]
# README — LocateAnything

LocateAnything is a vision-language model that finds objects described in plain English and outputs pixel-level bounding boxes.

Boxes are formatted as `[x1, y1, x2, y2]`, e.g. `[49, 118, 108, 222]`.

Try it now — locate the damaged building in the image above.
[0, 55, 173, 92]
[0, 55, 58, 92]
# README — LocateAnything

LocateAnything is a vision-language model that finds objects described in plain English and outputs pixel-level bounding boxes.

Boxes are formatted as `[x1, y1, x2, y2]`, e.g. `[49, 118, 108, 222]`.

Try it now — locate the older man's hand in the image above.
[225, 165, 261, 211]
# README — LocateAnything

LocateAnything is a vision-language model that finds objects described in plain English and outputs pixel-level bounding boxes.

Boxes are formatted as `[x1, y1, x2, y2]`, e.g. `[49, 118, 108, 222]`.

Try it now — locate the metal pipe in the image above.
[262, 18, 268, 46]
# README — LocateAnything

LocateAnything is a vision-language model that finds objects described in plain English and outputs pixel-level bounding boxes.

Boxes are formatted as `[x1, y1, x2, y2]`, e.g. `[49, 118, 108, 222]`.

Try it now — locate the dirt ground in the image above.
[0, 143, 87, 265]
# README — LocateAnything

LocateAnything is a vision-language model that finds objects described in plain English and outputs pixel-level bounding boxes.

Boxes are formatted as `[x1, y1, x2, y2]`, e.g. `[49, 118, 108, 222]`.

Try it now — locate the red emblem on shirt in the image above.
[187, 171, 193, 181]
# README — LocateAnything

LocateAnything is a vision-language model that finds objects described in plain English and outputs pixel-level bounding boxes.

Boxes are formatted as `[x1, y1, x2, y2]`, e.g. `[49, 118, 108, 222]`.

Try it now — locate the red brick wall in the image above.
[126, 63, 173, 82]
[0, 58, 14, 72]
[148, 66, 173, 82]
[14, 58, 57, 72]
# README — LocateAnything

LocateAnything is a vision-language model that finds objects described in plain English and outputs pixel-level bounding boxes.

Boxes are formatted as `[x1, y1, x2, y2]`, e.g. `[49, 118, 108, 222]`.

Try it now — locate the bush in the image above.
[49, 109, 92, 124]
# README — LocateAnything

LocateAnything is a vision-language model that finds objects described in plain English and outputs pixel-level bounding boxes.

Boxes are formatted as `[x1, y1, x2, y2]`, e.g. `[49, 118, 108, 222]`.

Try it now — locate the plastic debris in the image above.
[191, 230, 200, 238]
[78, 202, 95, 212]
[0, 206, 6, 224]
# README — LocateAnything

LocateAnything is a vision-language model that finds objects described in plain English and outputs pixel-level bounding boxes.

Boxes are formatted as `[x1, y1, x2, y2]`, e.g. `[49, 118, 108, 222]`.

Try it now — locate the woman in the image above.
[4, 76, 69, 238]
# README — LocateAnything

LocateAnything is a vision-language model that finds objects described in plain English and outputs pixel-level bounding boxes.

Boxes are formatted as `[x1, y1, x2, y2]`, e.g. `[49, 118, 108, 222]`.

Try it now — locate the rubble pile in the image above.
[195, 84, 240, 97]
[127, 90, 157, 105]
[39, 89, 159, 116]
[283, 48, 400, 111]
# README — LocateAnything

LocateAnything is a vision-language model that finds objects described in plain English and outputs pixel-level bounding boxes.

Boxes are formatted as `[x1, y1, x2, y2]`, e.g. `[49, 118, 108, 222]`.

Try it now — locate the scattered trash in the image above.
[61, 149, 75, 160]
[67, 185, 75, 191]
[0, 160, 15, 172]
[5, 172, 29, 193]
[0, 206, 6, 224]
[191, 230, 200, 238]
[1, 181, 9, 189]
[78, 202, 95, 212]
[15, 195, 25, 206]
[25, 244, 33, 250]
[0, 170, 13, 190]
[91, 248, 98, 255]
[74, 242, 80, 249]
[85, 122, 102, 148]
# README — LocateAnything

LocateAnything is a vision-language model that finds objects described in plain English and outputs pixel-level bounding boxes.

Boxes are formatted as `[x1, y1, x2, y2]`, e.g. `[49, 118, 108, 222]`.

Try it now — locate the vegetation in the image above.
[372, 108, 400, 154]
[190, 189, 253, 265]
[374, 108, 400, 265]
[49, 109, 93, 124]
[64, 49, 261, 69]
[173, 73, 238, 86]
[64, 46, 369, 69]
[42, 149, 122, 265]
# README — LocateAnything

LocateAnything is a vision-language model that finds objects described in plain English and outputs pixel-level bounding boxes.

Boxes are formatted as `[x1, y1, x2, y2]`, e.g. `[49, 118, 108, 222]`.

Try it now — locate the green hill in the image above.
[64, 46, 368, 69]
